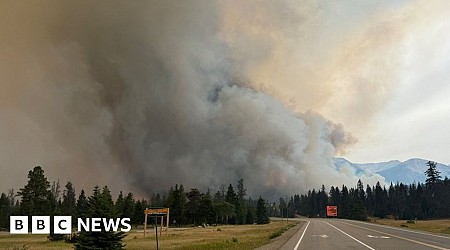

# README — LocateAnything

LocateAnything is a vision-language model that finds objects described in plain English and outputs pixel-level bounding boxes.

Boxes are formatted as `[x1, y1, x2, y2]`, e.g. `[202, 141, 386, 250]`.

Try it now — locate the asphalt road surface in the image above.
[279, 218, 450, 250]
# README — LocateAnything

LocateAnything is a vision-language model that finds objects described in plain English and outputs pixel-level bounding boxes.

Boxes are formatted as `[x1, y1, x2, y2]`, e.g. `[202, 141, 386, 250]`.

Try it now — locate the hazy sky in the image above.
[230, 0, 450, 164]
[331, 1, 450, 164]
[0, 0, 449, 197]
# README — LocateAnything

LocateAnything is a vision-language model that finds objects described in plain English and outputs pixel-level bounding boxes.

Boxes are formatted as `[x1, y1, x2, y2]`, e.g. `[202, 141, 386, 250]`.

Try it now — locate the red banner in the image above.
[327, 206, 338, 217]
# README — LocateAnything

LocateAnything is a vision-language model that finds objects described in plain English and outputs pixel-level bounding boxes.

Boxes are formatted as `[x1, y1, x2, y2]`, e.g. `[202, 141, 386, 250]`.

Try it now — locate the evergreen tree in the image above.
[425, 161, 441, 192]
[185, 188, 203, 225]
[151, 193, 163, 207]
[122, 193, 135, 220]
[256, 196, 269, 224]
[365, 185, 375, 217]
[0, 193, 10, 230]
[76, 189, 89, 219]
[245, 199, 255, 224]
[374, 182, 388, 218]
[225, 184, 238, 224]
[61, 182, 76, 218]
[115, 191, 124, 217]
[48, 180, 64, 241]
[293, 194, 301, 215]
[166, 184, 186, 226]
[18, 166, 51, 216]
[339, 186, 350, 219]
[236, 179, 247, 224]
[279, 197, 287, 218]
[132, 200, 144, 227]
[74, 186, 126, 249]
[318, 185, 328, 217]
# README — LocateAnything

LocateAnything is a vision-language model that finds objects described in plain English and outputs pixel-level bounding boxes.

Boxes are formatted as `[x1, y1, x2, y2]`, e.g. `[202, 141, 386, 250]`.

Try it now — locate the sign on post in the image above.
[326, 206, 338, 217]
[143, 208, 170, 238]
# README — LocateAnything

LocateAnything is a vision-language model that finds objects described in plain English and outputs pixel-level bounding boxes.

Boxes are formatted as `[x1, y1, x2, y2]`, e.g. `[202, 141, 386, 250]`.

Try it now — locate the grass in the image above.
[269, 223, 298, 239]
[124, 221, 297, 249]
[0, 221, 296, 250]
[0, 233, 72, 249]
[371, 219, 450, 235]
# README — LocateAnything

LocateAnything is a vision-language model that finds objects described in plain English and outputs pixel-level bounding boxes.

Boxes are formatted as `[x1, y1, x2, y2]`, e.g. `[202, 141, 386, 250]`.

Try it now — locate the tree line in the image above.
[279, 161, 450, 220]
[0, 166, 270, 248]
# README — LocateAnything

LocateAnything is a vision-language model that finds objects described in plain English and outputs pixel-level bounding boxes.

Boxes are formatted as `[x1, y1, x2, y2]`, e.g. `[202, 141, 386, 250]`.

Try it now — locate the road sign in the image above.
[145, 208, 169, 215]
[327, 206, 338, 217]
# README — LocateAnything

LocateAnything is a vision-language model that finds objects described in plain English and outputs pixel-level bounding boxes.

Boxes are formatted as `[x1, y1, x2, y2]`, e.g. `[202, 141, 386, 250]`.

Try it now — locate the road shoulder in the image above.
[255, 221, 306, 250]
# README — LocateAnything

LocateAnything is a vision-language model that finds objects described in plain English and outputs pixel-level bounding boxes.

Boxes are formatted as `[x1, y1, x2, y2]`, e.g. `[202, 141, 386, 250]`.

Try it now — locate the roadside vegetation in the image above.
[290, 161, 450, 221]
[0, 221, 294, 250]
[0, 166, 271, 248]
[371, 219, 450, 235]
[1, 160, 449, 248]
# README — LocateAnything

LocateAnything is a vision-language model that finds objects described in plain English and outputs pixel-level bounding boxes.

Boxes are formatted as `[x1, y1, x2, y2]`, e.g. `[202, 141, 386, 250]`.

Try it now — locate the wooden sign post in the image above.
[144, 208, 170, 250]
[143, 208, 170, 238]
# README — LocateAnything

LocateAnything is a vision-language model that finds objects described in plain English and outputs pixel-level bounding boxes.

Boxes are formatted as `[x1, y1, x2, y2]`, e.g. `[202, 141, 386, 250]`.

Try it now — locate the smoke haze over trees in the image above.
[289, 162, 450, 220]
[1, 162, 450, 248]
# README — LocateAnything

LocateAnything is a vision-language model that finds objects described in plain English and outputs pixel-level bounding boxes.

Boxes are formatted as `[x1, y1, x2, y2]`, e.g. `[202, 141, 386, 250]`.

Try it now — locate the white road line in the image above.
[323, 221, 375, 250]
[293, 220, 310, 250]
[338, 221, 450, 250]
[343, 219, 450, 240]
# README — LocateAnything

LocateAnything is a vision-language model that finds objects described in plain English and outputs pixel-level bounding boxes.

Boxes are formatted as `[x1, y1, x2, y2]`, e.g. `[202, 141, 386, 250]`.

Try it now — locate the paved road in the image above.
[279, 218, 450, 250]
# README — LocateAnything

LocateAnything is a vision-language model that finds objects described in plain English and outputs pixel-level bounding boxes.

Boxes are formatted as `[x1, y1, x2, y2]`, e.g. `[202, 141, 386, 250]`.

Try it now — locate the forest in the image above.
[0, 161, 448, 248]
[282, 161, 450, 220]
[0, 166, 270, 248]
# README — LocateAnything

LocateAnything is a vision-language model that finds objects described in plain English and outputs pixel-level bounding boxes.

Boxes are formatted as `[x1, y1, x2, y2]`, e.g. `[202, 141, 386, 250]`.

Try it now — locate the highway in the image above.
[279, 218, 450, 250]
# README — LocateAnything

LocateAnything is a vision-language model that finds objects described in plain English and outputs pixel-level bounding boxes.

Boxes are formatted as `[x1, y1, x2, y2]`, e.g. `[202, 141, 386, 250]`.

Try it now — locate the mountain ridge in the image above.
[334, 157, 450, 184]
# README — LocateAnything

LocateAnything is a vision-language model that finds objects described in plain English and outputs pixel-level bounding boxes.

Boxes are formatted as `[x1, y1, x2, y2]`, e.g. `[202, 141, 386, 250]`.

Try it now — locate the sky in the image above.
[0, 0, 449, 197]
[330, 1, 450, 164]
[229, 0, 450, 164]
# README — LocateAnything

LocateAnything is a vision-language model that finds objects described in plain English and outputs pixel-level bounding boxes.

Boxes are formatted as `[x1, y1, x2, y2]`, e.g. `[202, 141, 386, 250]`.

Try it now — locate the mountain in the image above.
[334, 158, 450, 184]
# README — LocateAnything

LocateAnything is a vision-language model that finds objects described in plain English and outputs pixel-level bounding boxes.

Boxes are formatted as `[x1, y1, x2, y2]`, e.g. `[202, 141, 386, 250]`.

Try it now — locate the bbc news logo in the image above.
[10, 216, 131, 234]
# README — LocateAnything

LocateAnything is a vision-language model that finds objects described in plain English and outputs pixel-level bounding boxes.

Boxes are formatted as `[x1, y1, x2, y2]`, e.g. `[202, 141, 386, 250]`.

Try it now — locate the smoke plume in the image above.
[0, 0, 403, 198]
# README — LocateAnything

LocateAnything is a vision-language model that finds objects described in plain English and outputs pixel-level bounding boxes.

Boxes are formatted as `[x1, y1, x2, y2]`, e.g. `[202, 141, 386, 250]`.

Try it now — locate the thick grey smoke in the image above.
[0, 1, 384, 198]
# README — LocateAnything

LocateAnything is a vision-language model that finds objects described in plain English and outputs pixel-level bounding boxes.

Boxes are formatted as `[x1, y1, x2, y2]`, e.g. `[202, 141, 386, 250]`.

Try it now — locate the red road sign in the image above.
[327, 206, 338, 217]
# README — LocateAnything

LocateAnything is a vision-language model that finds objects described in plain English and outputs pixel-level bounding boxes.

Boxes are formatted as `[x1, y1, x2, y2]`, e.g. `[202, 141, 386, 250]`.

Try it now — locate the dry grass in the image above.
[0, 221, 296, 250]
[0, 233, 72, 249]
[371, 219, 450, 235]
[124, 221, 297, 250]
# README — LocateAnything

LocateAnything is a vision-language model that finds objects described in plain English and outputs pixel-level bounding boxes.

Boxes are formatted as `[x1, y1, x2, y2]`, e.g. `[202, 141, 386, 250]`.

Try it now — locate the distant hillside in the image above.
[334, 158, 450, 184]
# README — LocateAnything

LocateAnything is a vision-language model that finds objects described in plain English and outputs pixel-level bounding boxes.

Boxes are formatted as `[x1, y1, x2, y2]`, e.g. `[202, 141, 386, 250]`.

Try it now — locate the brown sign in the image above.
[145, 208, 169, 215]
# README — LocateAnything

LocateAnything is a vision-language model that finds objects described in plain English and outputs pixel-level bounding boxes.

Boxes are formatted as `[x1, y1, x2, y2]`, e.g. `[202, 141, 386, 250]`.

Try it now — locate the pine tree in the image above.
[122, 193, 135, 220]
[236, 179, 247, 224]
[18, 166, 51, 216]
[166, 184, 186, 226]
[0, 193, 10, 230]
[225, 184, 238, 224]
[74, 186, 126, 249]
[245, 201, 255, 224]
[185, 188, 203, 225]
[425, 161, 441, 191]
[256, 196, 269, 224]
[61, 182, 76, 216]
[48, 180, 65, 241]
[115, 191, 124, 217]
